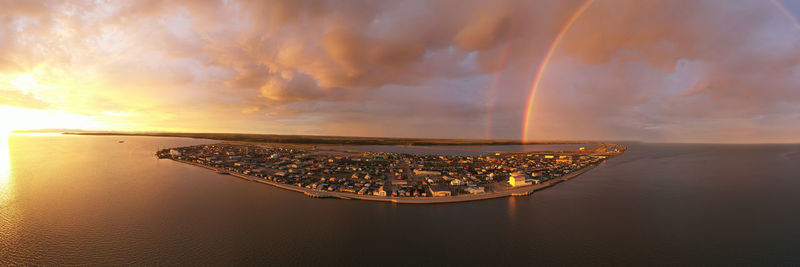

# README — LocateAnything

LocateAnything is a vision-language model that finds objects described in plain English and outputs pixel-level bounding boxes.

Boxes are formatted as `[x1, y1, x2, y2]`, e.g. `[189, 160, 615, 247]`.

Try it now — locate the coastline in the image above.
[168, 157, 606, 204]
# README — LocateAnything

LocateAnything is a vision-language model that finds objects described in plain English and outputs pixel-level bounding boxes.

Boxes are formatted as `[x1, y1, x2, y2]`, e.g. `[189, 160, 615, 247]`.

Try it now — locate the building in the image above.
[509, 172, 532, 187]
[465, 187, 485, 194]
[374, 186, 387, 196]
[414, 169, 441, 176]
[556, 156, 573, 164]
[169, 149, 182, 157]
[428, 185, 451, 197]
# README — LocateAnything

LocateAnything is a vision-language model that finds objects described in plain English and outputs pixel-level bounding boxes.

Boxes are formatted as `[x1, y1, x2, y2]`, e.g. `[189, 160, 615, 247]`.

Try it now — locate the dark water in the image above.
[2, 135, 800, 265]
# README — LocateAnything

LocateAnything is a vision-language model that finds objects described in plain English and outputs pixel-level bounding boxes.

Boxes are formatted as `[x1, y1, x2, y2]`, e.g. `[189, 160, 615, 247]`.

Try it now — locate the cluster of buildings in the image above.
[157, 144, 607, 198]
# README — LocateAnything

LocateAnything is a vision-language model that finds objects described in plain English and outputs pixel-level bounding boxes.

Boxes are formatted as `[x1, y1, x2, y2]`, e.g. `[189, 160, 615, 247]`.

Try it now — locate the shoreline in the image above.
[168, 157, 606, 204]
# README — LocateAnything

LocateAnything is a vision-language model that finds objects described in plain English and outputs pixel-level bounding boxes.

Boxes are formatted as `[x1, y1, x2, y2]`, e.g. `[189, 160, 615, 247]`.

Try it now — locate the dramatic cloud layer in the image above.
[0, 0, 798, 142]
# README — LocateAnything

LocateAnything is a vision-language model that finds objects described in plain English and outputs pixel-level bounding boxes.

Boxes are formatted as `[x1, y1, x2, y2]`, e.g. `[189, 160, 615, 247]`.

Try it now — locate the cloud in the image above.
[518, 0, 800, 142]
[1, 0, 799, 141]
[0, 90, 51, 109]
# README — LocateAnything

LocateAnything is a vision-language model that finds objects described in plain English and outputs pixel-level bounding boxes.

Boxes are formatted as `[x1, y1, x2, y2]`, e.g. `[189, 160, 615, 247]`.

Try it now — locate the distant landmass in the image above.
[62, 131, 602, 146]
[12, 129, 90, 133]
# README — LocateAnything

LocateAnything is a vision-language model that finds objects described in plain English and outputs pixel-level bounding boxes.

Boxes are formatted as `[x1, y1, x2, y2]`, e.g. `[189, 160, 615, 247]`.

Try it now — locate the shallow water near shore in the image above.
[2, 135, 800, 265]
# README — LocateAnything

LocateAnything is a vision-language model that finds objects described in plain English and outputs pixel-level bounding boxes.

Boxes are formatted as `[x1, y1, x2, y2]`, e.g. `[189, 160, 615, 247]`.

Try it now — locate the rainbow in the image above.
[771, 0, 800, 30]
[521, 0, 595, 142]
[520, 0, 800, 142]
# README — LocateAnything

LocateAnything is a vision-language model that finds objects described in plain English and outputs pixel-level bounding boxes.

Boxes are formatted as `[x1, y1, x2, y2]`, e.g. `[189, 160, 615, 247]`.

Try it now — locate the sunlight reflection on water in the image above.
[0, 134, 12, 206]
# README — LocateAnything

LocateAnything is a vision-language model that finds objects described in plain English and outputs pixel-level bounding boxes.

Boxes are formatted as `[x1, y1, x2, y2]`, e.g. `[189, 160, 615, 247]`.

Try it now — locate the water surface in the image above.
[2, 135, 799, 265]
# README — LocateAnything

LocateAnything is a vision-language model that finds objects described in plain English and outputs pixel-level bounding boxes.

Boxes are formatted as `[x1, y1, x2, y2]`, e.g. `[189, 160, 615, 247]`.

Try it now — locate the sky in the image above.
[0, 0, 799, 143]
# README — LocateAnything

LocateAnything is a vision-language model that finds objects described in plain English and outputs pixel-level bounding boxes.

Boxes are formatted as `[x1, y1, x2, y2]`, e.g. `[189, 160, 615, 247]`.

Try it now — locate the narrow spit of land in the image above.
[153, 139, 625, 204]
[67, 131, 625, 203]
[174, 157, 602, 204]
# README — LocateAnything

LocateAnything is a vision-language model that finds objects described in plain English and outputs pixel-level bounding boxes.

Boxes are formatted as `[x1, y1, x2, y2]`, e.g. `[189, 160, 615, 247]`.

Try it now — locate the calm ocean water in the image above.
[1, 135, 799, 265]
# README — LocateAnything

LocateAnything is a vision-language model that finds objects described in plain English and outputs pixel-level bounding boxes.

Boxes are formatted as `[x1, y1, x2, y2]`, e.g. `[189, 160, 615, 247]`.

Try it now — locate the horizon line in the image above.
[8, 129, 799, 145]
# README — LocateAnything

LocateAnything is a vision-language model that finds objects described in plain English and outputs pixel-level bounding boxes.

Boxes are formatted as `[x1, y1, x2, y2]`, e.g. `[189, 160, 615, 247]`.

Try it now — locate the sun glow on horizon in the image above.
[1, 69, 183, 134]
[0, 106, 105, 133]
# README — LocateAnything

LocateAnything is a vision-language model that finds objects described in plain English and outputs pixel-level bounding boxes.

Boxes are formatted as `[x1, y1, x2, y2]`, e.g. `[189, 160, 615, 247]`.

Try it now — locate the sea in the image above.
[1, 134, 799, 265]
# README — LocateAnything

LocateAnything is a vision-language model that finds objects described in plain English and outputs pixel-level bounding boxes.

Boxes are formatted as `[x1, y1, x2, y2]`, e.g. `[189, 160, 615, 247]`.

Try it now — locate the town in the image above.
[157, 143, 615, 201]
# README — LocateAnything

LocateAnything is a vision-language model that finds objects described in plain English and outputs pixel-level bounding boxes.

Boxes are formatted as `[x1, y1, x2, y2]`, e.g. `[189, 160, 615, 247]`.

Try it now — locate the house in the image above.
[374, 186, 387, 196]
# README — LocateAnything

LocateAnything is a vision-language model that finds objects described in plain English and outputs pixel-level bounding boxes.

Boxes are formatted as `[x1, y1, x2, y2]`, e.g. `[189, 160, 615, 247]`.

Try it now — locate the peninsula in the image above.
[155, 140, 626, 204]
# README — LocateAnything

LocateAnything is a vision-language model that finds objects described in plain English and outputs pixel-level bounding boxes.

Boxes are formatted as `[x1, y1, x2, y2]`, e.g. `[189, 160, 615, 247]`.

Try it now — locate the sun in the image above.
[9, 73, 39, 94]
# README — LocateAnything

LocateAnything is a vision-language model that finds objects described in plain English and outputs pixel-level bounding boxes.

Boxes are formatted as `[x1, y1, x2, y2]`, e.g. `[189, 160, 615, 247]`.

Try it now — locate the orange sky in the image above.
[1, 0, 799, 142]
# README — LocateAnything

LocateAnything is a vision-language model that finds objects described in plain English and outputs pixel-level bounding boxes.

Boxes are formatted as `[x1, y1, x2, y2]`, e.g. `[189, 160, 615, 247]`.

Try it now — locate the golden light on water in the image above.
[0, 134, 13, 206]
[507, 196, 517, 220]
